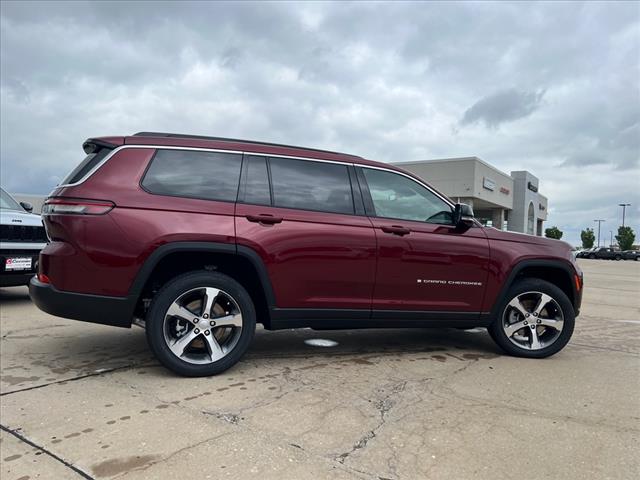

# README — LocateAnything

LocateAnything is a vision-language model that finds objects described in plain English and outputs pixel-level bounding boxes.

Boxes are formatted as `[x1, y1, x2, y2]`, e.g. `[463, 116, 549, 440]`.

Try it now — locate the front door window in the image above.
[361, 168, 453, 224]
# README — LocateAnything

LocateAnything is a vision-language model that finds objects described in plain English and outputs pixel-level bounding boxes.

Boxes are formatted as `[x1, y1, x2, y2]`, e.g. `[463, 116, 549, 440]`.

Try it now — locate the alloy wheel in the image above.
[502, 291, 564, 350]
[162, 287, 243, 364]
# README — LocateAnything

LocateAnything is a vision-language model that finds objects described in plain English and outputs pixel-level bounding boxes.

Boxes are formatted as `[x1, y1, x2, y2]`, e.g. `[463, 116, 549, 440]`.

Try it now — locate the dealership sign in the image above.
[483, 177, 496, 191]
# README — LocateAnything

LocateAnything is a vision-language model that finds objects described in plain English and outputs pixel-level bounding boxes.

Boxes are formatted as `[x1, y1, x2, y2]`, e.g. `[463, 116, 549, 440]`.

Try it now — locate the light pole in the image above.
[594, 219, 605, 247]
[610, 231, 613, 247]
[619, 203, 631, 227]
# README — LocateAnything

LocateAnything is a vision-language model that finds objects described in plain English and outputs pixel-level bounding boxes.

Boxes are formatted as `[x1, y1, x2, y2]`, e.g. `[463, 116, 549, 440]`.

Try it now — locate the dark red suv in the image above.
[30, 132, 583, 376]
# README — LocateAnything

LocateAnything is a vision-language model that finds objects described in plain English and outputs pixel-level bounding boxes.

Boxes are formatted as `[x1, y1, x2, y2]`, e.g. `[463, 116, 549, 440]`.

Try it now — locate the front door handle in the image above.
[381, 225, 411, 236]
[245, 214, 283, 225]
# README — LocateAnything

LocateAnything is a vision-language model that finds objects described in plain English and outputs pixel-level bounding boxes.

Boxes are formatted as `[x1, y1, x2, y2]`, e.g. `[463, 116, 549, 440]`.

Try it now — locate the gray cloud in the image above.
[1, 0, 639, 245]
[561, 153, 607, 167]
[461, 88, 546, 128]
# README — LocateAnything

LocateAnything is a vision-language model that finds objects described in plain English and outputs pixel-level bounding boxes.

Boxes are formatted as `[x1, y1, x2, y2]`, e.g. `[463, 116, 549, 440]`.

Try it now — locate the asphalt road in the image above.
[1, 259, 639, 480]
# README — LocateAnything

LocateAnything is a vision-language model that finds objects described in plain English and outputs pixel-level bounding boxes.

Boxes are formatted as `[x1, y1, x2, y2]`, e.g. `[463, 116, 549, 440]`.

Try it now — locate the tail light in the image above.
[43, 198, 114, 215]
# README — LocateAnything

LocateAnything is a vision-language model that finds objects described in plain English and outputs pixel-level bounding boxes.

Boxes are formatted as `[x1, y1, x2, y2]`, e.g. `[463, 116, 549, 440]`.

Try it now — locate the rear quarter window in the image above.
[142, 149, 242, 202]
[61, 149, 111, 185]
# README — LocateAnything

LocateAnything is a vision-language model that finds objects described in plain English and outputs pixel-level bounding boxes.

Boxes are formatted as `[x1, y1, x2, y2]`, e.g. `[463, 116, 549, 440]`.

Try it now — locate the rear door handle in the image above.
[381, 225, 411, 236]
[245, 214, 283, 225]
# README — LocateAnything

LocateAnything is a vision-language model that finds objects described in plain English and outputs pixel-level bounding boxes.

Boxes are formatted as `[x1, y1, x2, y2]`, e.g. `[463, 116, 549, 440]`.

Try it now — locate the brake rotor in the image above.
[183, 298, 231, 350]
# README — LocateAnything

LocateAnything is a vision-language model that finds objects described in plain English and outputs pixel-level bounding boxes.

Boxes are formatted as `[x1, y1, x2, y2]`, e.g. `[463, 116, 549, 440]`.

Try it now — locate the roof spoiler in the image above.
[82, 138, 121, 155]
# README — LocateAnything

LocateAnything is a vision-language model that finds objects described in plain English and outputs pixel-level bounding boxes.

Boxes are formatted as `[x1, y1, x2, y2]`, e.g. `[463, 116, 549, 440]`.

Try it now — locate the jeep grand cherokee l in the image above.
[30, 133, 583, 376]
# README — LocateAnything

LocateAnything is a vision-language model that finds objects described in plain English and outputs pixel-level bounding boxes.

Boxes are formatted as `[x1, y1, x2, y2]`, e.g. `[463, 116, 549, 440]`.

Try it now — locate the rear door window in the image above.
[142, 149, 242, 202]
[269, 157, 354, 215]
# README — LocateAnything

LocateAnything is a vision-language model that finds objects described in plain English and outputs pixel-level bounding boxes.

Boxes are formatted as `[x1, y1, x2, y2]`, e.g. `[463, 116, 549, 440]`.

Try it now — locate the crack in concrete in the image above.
[336, 380, 407, 466]
[0, 323, 70, 339]
[110, 431, 232, 479]
[202, 411, 240, 424]
[0, 423, 95, 480]
[0, 362, 155, 397]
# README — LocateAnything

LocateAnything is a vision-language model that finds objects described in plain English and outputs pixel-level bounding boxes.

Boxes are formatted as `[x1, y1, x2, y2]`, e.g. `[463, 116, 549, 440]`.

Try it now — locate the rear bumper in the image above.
[29, 277, 134, 328]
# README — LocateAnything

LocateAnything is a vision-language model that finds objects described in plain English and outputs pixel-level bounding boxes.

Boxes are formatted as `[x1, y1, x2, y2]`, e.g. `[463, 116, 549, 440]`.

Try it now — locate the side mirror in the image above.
[453, 203, 474, 229]
[20, 201, 33, 213]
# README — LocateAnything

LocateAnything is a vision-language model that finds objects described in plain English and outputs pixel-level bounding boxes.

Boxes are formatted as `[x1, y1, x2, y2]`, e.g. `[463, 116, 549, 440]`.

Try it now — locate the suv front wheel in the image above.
[146, 271, 256, 376]
[488, 278, 575, 358]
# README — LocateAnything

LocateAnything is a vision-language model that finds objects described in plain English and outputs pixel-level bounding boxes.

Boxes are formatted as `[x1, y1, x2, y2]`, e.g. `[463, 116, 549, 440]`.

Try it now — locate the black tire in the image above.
[615, 255, 621, 261]
[146, 271, 256, 377]
[488, 278, 575, 359]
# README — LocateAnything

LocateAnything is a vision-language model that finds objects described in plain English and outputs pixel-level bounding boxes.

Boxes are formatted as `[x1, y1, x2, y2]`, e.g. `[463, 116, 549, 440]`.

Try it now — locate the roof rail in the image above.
[132, 132, 355, 157]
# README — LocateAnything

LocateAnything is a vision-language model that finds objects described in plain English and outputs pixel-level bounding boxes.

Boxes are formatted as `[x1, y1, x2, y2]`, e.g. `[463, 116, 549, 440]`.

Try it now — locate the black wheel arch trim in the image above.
[489, 259, 582, 318]
[128, 241, 277, 308]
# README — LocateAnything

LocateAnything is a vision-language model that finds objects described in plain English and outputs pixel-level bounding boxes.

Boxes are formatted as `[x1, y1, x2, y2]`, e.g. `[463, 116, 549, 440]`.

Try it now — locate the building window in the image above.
[527, 202, 535, 235]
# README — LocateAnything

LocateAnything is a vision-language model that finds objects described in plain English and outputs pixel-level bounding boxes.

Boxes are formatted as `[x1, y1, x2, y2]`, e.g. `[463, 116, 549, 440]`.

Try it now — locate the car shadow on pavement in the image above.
[247, 326, 501, 359]
[0, 286, 32, 304]
[2, 323, 500, 385]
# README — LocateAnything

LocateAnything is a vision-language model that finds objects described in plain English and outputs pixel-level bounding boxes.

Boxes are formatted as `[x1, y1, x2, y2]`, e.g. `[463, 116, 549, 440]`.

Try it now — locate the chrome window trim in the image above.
[57, 145, 246, 188]
[56, 144, 454, 208]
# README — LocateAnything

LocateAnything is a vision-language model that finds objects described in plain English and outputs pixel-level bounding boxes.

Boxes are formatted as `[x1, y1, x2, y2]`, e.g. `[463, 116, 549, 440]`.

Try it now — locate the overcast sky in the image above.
[1, 1, 638, 245]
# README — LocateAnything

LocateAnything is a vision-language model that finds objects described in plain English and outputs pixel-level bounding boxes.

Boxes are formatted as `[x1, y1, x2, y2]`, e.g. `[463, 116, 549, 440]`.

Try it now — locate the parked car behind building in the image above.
[576, 248, 595, 258]
[586, 247, 622, 260]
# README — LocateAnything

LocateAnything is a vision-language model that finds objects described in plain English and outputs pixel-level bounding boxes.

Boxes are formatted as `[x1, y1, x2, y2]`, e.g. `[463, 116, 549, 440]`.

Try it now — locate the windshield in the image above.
[0, 188, 23, 211]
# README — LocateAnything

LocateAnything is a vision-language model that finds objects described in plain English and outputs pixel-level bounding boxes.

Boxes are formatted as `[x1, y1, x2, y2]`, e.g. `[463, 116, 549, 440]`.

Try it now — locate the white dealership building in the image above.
[395, 157, 548, 236]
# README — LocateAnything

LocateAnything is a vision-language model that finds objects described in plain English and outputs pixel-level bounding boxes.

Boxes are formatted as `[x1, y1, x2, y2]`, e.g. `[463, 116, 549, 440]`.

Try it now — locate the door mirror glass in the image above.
[454, 203, 475, 228]
[20, 201, 33, 213]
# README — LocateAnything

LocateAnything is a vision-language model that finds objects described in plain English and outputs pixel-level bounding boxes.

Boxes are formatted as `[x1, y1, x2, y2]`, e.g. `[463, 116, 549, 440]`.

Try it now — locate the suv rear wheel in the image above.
[488, 278, 575, 358]
[146, 271, 256, 376]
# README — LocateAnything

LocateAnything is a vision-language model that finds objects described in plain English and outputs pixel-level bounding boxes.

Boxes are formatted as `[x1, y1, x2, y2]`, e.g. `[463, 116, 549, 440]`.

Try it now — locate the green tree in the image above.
[545, 226, 563, 239]
[581, 228, 595, 249]
[615, 226, 636, 251]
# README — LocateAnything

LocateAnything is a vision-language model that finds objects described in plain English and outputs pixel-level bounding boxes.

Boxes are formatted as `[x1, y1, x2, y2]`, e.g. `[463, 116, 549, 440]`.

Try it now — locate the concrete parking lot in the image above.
[1, 259, 638, 480]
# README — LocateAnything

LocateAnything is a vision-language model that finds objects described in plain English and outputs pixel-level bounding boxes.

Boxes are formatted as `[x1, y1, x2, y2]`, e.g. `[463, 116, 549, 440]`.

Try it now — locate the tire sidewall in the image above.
[489, 278, 575, 358]
[146, 271, 256, 377]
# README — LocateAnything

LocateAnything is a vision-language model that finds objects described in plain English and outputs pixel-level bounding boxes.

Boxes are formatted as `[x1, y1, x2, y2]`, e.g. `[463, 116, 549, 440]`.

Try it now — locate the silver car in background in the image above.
[0, 187, 47, 287]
